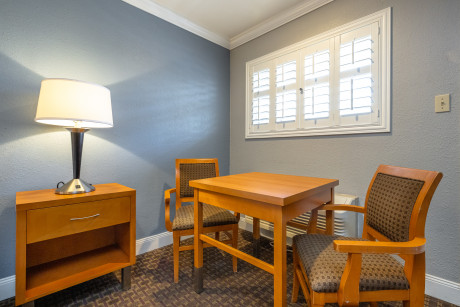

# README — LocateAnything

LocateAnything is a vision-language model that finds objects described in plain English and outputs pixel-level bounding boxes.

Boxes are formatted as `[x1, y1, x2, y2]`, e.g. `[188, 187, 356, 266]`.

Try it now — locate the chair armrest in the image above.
[165, 188, 176, 232]
[335, 237, 425, 305]
[315, 204, 366, 214]
[333, 237, 426, 255]
[307, 204, 365, 235]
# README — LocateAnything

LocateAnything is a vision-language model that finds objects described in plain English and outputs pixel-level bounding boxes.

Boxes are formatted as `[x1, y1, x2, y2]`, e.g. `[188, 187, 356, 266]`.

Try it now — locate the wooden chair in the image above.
[291, 165, 443, 306]
[164, 158, 240, 283]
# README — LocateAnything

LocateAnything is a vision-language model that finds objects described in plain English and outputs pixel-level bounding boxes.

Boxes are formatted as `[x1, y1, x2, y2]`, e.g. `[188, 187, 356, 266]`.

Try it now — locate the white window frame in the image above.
[245, 7, 391, 138]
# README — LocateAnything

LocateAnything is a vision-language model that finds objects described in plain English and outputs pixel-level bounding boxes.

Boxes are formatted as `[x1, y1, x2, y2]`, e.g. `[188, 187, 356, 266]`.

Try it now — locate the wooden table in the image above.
[190, 172, 338, 306]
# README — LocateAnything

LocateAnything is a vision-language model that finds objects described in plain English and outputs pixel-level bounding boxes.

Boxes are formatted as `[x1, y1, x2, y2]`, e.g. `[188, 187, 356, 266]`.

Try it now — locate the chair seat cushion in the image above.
[293, 233, 409, 293]
[172, 203, 238, 231]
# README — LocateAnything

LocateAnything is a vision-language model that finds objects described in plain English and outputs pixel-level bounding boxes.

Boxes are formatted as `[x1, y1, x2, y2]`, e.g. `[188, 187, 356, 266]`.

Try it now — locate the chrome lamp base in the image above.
[55, 178, 95, 195]
[54, 127, 95, 195]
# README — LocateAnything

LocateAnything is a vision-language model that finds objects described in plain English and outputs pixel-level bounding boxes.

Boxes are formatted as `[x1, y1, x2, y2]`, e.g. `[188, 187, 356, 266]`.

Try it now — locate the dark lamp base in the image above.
[55, 178, 95, 195]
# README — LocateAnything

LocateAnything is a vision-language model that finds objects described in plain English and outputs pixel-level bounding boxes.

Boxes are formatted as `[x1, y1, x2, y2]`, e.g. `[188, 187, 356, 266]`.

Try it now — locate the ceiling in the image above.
[122, 0, 334, 49]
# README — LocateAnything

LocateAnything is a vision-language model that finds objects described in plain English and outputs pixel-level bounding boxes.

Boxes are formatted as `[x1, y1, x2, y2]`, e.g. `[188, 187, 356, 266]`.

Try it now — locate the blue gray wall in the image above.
[230, 0, 460, 291]
[0, 0, 230, 278]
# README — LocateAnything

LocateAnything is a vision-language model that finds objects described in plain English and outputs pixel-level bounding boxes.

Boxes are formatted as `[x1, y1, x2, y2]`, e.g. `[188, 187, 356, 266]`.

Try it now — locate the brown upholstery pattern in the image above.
[179, 163, 216, 198]
[366, 173, 424, 242]
[172, 203, 238, 231]
[293, 234, 409, 293]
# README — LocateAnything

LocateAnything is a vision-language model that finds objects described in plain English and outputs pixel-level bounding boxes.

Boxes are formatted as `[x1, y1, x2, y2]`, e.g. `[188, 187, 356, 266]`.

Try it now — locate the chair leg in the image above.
[215, 231, 220, 241]
[296, 259, 314, 306]
[370, 302, 378, 307]
[291, 270, 300, 302]
[173, 232, 180, 283]
[232, 224, 238, 272]
[291, 249, 300, 303]
[408, 253, 426, 307]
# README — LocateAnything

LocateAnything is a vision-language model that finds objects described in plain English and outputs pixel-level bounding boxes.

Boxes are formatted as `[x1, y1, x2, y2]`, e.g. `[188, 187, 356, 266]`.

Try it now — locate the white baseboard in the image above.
[135, 231, 173, 255]
[0, 275, 14, 302]
[1, 229, 459, 305]
[426, 274, 460, 305]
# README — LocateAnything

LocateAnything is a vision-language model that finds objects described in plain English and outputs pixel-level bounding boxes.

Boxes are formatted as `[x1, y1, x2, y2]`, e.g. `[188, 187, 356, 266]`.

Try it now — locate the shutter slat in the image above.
[305, 50, 330, 80]
[253, 69, 270, 93]
[340, 35, 372, 72]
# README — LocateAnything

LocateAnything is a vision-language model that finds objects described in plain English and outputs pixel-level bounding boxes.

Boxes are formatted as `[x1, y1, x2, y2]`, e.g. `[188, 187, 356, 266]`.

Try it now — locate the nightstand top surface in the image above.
[16, 183, 135, 211]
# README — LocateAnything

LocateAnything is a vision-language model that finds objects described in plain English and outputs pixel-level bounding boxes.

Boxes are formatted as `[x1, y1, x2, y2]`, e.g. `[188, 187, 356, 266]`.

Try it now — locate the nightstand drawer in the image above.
[27, 197, 131, 243]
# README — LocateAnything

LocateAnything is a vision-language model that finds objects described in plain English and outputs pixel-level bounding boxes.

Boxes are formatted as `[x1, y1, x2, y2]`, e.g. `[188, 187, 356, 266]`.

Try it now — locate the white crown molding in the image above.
[121, 0, 230, 49]
[122, 0, 334, 50]
[230, 0, 334, 49]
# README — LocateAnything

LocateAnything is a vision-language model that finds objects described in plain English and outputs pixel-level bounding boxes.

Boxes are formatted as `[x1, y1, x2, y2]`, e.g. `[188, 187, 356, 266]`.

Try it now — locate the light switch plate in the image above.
[435, 94, 450, 113]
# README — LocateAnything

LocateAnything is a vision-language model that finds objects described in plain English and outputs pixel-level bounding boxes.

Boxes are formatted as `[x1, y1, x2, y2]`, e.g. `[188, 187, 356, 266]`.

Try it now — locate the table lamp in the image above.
[35, 78, 113, 194]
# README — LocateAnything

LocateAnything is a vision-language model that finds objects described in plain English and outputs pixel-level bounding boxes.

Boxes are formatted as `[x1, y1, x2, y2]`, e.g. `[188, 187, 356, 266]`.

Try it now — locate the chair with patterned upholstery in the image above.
[291, 165, 442, 306]
[164, 158, 240, 283]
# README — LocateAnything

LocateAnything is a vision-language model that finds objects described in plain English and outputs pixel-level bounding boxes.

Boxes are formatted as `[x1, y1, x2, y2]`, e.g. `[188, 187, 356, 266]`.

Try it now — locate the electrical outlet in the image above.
[435, 94, 450, 113]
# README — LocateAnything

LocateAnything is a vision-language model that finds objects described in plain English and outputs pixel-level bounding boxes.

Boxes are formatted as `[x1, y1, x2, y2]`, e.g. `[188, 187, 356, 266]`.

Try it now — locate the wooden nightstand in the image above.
[15, 183, 136, 307]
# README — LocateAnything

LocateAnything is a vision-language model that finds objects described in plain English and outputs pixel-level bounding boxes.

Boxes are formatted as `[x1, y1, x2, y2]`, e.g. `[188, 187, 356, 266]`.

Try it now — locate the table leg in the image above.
[325, 191, 335, 235]
[193, 190, 204, 293]
[273, 212, 287, 307]
[252, 217, 260, 257]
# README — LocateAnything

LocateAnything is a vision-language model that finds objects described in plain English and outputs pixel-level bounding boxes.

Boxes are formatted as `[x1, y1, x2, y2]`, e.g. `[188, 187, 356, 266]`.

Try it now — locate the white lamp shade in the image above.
[35, 79, 113, 128]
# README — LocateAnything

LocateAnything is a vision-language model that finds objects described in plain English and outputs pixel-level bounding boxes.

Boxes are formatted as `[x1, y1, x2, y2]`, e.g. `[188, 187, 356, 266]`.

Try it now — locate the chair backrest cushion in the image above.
[366, 173, 424, 242]
[179, 163, 217, 198]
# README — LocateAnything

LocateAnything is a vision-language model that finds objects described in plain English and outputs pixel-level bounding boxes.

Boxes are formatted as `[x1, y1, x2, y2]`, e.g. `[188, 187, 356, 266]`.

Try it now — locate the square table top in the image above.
[189, 172, 338, 206]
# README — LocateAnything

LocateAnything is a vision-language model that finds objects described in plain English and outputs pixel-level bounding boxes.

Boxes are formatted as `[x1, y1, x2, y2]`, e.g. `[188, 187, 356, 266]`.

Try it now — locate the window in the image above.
[246, 8, 391, 138]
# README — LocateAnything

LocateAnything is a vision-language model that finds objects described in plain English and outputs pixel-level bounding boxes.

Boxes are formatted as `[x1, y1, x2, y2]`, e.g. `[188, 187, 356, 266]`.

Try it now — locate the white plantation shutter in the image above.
[252, 95, 270, 124]
[275, 58, 297, 126]
[245, 8, 390, 138]
[300, 38, 335, 130]
[300, 39, 336, 130]
[252, 69, 270, 125]
[338, 22, 380, 127]
[339, 74, 372, 115]
[304, 51, 330, 119]
[304, 83, 329, 118]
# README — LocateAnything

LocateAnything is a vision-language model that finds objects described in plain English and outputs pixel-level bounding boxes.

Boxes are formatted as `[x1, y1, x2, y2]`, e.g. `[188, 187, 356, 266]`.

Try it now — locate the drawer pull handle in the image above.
[70, 214, 100, 221]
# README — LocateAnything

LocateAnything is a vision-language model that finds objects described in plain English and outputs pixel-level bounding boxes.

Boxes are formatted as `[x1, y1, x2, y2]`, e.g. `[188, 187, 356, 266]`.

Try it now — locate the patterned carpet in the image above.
[0, 230, 457, 307]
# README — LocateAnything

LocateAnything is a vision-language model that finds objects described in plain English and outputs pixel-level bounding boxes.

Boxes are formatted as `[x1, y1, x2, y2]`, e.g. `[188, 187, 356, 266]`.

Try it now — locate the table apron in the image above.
[196, 190, 279, 222]
[283, 188, 333, 221]
[196, 188, 333, 223]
